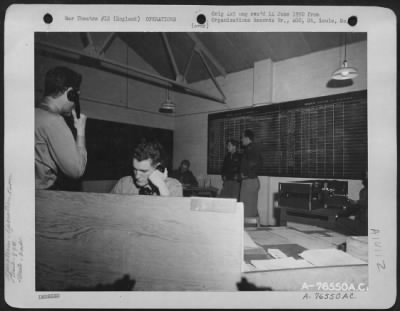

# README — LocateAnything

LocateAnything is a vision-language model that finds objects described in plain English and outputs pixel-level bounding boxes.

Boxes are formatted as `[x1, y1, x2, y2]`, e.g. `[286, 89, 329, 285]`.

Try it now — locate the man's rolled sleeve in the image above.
[45, 118, 87, 178]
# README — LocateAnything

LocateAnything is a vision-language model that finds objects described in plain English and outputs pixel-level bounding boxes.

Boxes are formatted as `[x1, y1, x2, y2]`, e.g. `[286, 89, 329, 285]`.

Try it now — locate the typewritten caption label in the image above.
[62, 10, 347, 26]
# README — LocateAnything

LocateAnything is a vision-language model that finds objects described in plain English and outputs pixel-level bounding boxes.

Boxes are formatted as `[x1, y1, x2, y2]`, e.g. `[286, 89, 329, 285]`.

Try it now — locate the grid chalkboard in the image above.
[84, 119, 173, 180]
[208, 90, 367, 179]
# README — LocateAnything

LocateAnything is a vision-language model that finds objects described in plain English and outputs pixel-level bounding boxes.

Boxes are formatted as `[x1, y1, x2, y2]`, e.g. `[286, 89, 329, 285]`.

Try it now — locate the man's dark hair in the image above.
[181, 160, 190, 167]
[44, 66, 82, 97]
[227, 139, 239, 149]
[243, 129, 254, 141]
[133, 140, 165, 166]
[362, 170, 368, 188]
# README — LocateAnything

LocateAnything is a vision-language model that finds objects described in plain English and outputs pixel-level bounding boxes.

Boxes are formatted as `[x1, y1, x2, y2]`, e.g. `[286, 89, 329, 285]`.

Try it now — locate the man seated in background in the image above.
[336, 171, 368, 235]
[171, 159, 198, 187]
[111, 141, 182, 197]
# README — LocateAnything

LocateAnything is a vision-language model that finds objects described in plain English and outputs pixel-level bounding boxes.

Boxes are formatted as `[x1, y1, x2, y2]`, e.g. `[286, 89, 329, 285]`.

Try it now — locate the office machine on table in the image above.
[182, 186, 219, 197]
[278, 180, 349, 228]
[36, 191, 243, 291]
[279, 180, 348, 210]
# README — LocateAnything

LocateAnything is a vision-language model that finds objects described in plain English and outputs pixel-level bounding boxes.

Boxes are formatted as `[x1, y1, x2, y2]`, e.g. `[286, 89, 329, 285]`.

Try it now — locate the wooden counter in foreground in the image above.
[36, 191, 243, 291]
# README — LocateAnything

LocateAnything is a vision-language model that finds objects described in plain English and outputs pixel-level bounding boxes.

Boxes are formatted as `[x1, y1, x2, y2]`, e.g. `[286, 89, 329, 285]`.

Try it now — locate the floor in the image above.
[241, 222, 368, 291]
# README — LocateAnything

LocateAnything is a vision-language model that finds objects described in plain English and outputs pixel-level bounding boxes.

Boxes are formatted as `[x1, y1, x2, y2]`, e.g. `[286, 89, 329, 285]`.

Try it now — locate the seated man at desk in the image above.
[111, 141, 182, 197]
[171, 159, 198, 187]
[336, 171, 368, 235]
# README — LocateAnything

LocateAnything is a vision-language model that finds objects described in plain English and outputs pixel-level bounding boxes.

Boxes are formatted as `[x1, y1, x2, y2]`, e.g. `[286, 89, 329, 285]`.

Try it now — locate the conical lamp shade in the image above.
[332, 60, 358, 80]
[159, 89, 175, 113]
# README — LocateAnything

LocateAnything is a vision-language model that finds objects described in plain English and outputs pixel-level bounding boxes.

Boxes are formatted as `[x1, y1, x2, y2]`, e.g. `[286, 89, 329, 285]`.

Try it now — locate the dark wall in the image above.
[84, 118, 173, 180]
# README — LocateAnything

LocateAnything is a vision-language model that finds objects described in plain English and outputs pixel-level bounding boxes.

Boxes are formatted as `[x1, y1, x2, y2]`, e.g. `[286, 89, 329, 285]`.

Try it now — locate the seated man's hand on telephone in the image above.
[148, 167, 168, 189]
[148, 167, 170, 196]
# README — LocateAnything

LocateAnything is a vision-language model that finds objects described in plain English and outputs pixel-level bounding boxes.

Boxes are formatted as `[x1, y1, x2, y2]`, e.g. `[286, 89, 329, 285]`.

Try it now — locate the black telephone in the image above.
[67, 88, 80, 118]
[64, 88, 81, 137]
[138, 164, 165, 196]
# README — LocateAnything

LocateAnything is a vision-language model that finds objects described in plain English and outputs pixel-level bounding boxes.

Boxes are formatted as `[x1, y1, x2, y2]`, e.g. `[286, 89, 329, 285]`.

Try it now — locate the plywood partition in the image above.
[36, 191, 243, 291]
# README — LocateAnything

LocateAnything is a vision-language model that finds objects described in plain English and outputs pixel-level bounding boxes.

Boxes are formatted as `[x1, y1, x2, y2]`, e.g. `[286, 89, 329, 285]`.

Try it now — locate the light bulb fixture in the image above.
[331, 34, 359, 80]
[159, 88, 175, 113]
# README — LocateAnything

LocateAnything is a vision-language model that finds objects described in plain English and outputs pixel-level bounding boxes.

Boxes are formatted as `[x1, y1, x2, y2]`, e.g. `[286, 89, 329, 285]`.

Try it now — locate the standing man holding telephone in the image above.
[35, 66, 87, 190]
[111, 140, 183, 197]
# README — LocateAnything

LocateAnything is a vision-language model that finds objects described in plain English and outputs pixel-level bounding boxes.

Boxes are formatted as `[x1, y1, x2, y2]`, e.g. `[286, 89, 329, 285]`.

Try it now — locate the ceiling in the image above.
[118, 32, 366, 84]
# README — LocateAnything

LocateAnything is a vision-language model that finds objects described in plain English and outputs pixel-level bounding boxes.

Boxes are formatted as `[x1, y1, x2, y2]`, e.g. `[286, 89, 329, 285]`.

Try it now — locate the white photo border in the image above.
[4, 4, 397, 309]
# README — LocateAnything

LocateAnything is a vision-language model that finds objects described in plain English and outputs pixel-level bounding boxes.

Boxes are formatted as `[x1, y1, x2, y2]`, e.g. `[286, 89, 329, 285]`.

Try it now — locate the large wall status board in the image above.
[208, 90, 367, 179]
[85, 119, 173, 180]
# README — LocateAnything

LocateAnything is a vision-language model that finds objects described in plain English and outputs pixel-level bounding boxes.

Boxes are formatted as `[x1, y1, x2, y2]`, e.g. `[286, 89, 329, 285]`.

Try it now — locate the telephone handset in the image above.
[62, 88, 80, 138]
[155, 164, 166, 173]
[67, 88, 80, 118]
[138, 164, 165, 196]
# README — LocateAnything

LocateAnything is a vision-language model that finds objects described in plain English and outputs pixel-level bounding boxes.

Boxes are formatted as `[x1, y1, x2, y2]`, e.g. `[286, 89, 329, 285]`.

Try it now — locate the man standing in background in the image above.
[35, 66, 87, 190]
[240, 129, 262, 221]
[219, 139, 241, 200]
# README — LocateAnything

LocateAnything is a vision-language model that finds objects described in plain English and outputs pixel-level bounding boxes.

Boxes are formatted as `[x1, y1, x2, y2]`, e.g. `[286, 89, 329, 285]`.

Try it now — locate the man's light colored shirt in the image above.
[111, 176, 183, 197]
[35, 108, 87, 189]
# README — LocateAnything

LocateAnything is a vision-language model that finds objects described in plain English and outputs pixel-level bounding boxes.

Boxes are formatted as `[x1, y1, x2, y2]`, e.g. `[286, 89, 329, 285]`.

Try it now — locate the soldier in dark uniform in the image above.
[219, 139, 241, 200]
[240, 130, 262, 218]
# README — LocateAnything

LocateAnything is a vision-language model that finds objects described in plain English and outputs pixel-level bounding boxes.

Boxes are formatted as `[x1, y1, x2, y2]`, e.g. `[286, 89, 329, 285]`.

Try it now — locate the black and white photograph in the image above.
[4, 4, 397, 309]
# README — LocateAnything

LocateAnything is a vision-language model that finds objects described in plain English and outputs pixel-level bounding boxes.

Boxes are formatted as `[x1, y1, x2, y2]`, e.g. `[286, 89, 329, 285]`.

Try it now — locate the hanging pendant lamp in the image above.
[331, 34, 359, 80]
[159, 88, 175, 113]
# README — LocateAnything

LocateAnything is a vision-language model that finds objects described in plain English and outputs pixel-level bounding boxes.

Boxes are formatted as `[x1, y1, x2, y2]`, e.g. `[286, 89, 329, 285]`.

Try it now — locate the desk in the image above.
[279, 206, 342, 229]
[183, 186, 219, 197]
[36, 190, 367, 292]
[36, 191, 243, 291]
[243, 223, 368, 291]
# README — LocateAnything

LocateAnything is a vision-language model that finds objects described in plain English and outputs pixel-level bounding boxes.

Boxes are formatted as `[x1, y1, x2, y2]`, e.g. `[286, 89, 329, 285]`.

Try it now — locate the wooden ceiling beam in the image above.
[182, 46, 195, 82]
[186, 33, 226, 77]
[196, 49, 226, 101]
[98, 32, 116, 56]
[86, 32, 94, 45]
[82, 33, 98, 56]
[161, 33, 183, 82]
[36, 41, 226, 105]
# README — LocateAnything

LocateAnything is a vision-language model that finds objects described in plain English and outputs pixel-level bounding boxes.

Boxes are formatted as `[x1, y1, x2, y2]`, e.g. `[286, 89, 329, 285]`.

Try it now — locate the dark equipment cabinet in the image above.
[279, 182, 315, 211]
[278, 180, 349, 211]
